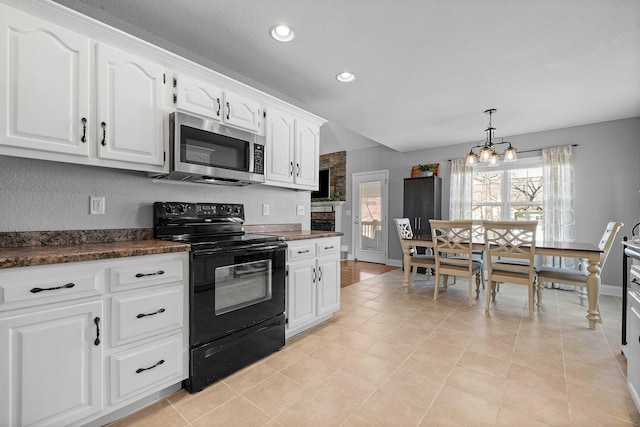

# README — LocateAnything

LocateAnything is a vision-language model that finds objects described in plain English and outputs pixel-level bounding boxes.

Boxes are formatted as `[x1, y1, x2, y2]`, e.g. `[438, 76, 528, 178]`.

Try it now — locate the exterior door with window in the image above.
[353, 171, 388, 264]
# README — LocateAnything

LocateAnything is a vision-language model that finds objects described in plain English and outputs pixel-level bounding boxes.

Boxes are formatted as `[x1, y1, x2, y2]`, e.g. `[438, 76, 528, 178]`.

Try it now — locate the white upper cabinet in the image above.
[223, 91, 264, 134]
[294, 118, 320, 188]
[265, 108, 295, 184]
[0, 6, 90, 157]
[174, 73, 222, 120]
[96, 43, 165, 167]
[265, 107, 319, 190]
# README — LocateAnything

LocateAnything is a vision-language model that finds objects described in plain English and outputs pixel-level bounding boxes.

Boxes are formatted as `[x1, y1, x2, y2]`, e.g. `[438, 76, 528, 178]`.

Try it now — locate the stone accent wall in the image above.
[318, 151, 346, 201]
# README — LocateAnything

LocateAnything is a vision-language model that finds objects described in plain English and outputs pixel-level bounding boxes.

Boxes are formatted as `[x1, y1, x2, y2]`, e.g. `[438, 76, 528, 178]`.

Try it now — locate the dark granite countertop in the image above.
[265, 230, 343, 241]
[0, 229, 190, 269]
[0, 240, 190, 269]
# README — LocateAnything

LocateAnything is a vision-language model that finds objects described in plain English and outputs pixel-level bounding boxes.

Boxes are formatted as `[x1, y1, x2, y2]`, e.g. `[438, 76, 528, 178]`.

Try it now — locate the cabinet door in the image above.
[96, 43, 164, 166]
[175, 73, 222, 120]
[265, 108, 295, 185]
[0, 300, 103, 427]
[286, 260, 316, 331]
[223, 91, 263, 134]
[316, 256, 340, 317]
[0, 5, 90, 157]
[403, 177, 442, 237]
[629, 300, 640, 410]
[294, 118, 319, 188]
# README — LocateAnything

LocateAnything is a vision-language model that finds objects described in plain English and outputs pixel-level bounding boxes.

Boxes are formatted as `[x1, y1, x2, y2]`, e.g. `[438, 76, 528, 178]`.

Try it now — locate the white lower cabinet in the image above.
[0, 300, 104, 427]
[628, 290, 640, 412]
[0, 252, 188, 427]
[286, 237, 340, 338]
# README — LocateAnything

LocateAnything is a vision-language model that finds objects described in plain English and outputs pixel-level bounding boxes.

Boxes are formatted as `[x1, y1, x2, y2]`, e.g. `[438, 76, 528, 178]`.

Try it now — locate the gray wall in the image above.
[0, 156, 310, 231]
[340, 116, 640, 288]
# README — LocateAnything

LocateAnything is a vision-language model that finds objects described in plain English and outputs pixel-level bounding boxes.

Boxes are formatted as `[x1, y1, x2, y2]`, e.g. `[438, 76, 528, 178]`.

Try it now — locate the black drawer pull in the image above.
[135, 270, 164, 278]
[94, 317, 101, 346]
[632, 278, 639, 284]
[136, 359, 164, 374]
[136, 308, 166, 319]
[324, 246, 334, 250]
[30, 283, 75, 293]
[81, 117, 87, 142]
[100, 121, 106, 146]
[297, 249, 310, 254]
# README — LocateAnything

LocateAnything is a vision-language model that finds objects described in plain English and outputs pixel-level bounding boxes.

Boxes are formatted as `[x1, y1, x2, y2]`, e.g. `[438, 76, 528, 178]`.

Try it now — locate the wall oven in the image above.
[154, 202, 286, 392]
[151, 112, 265, 186]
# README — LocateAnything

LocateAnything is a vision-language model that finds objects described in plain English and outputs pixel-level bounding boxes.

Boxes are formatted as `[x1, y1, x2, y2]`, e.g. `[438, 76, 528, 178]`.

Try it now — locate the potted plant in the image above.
[418, 164, 438, 177]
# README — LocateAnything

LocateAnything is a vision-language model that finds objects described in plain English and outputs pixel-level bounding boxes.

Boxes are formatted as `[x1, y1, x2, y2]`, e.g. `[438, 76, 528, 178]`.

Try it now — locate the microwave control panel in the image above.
[254, 144, 264, 174]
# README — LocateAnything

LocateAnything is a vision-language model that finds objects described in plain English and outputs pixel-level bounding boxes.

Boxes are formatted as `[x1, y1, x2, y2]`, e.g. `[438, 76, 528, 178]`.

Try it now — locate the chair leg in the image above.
[485, 281, 493, 314]
[491, 281, 497, 302]
[528, 283, 534, 319]
[443, 275, 448, 290]
[467, 276, 473, 306]
[433, 272, 440, 301]
[475, 274, 481, 299]
[536, 277, 543, 311]
[578, 287, 587, 306]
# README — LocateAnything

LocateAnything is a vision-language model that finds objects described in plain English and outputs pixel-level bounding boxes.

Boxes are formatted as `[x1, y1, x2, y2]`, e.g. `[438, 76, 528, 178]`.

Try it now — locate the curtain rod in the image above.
[447, 143, 579, 162]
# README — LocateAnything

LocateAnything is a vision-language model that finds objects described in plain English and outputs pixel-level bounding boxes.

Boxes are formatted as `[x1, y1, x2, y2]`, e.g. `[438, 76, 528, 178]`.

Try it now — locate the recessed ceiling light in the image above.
[336, 72, 356, 83]
[270, 25, 294, 42]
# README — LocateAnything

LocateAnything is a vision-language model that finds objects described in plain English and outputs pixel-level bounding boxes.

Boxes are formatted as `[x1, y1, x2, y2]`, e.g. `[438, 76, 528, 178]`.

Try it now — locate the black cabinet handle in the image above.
[226, 101, 230, 120]
[135, 270, 164, 278]
[296, 163, 300, 177]
[81, 118, 87, 142]
[632, 278, 639, 285]
[318, 266, 323, 281]
[136, 359, 164, 374]
[324, 246, 334, 250]
[94, 317, 101, 346]
[290, 161, 294, 176]
[312, 267, 316, 283]
[30, 282, 75, 293]
[136, 308, 166, 319]
[216, 98, 221, 116]
[297, 249, 310, 254]
[101, 122, 106, 146]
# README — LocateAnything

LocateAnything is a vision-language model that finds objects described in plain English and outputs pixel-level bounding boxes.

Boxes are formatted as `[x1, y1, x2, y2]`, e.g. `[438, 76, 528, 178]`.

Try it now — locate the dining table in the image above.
[401, 235, 604, 330]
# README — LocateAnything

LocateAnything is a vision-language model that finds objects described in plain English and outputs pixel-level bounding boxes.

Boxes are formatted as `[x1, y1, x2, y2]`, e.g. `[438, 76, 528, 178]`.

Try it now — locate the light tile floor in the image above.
[108, 270, 640, 426]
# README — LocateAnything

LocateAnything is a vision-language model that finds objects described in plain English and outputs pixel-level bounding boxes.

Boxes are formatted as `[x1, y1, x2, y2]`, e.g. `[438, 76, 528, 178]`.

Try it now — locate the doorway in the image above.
[352, 170, 388, 264]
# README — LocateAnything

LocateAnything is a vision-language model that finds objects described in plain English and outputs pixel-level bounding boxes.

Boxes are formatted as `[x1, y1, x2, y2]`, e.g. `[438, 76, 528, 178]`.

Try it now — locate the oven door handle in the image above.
[192, 243, 285, 257]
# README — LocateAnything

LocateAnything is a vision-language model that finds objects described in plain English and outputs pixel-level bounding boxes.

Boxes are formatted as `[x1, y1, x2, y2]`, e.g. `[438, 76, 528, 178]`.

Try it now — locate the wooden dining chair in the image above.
[537, 221, 623, 312]
[484, 220, 538, 318]
[430, 220, 485, 306]
[394, 218, 435, 282]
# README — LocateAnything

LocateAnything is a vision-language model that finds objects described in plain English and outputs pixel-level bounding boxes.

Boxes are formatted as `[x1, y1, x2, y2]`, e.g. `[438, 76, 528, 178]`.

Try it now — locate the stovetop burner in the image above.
[153, 202, 283, 251]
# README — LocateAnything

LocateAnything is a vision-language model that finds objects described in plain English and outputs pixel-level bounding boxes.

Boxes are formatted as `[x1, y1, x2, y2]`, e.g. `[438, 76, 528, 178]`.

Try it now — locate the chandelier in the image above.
[464, 109, 517, 167]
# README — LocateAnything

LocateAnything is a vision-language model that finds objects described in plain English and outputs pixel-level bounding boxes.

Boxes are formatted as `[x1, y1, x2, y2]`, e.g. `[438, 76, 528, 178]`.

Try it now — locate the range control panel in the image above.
[153, 202, 244, 219]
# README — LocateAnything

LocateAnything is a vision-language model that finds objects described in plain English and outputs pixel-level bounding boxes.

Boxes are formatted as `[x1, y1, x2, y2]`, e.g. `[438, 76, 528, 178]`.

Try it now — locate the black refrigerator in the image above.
[403, 176, 442, 237]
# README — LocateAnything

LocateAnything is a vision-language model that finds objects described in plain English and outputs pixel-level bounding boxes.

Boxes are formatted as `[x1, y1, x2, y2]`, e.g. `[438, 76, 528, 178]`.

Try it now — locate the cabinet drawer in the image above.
[111, 285, 183, 347]
[110, 334, 183, 405]
[0, 263, 104, 312]
[110, 255, 184, 292]
[288, 243, 316, 261]
[316, 239, 339, 256]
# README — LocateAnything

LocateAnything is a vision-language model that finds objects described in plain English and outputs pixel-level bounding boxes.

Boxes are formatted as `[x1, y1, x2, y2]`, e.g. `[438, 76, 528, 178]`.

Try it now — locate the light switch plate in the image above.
[90, 196, 105, 215]
[262, 204, 269, 215]
[296, 205, 304, 215]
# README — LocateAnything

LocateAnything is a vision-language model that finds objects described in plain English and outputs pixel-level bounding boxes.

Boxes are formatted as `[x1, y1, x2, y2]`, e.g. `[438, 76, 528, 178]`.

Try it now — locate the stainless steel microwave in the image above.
[152, 111, 265, 186]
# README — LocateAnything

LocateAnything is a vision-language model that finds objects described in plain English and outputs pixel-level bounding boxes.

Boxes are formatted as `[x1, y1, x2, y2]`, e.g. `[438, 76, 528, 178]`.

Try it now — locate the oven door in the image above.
[190, 242, 286, 346]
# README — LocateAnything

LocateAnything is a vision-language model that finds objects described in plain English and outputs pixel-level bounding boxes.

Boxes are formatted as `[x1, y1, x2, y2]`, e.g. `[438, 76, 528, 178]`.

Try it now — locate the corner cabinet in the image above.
[0, 3, 166, 173]
[265, 107, 320, 190]
[285, 237, 340, 338]
[0, 252, 189, 427]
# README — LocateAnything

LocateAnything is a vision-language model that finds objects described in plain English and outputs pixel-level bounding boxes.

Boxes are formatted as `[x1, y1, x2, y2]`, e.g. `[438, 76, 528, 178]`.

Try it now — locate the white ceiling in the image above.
[68, 0, 640, 152]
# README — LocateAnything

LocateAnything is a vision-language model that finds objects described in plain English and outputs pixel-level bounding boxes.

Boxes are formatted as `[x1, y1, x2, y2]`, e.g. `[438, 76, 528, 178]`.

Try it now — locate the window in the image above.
[472, 157, 543, 234]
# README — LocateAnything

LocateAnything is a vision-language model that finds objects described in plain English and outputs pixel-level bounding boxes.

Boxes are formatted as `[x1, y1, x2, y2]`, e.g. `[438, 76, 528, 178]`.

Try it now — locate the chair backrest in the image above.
[430, 219, 474, 270]
[484, 220, 538, 276]
[394, 218, 414, 240]
[598, 221, 623, 266]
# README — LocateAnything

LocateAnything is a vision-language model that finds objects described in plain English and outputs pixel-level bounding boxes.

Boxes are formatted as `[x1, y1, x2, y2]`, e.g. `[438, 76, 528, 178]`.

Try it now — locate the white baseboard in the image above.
[600, 284, 622, 297]
[386, 259, 402, 267]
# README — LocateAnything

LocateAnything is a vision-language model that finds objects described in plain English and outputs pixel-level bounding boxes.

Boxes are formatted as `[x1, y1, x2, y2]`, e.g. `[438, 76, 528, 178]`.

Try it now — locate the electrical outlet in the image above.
[90, 196, 105, 215]
[296, 205, 304, 216]
[262, 204, 269, 216]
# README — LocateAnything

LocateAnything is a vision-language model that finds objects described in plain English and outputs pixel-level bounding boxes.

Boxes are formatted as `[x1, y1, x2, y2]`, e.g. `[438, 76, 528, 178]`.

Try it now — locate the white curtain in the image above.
[449, 158, 473, 219]
[543, 145, 576, 289]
